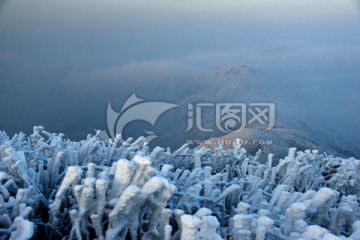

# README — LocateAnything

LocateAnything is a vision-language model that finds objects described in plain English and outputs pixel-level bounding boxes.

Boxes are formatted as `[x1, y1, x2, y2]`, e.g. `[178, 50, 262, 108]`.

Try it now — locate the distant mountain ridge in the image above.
[50, 64, 359, 161]
[174, 65, 273, 103]
[199, 119, 360, 162]
[158, 64, 360, 161]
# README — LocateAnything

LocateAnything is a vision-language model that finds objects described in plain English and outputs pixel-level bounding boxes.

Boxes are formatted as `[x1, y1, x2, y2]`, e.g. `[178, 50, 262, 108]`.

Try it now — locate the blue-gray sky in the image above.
[0, 0, 359, 143]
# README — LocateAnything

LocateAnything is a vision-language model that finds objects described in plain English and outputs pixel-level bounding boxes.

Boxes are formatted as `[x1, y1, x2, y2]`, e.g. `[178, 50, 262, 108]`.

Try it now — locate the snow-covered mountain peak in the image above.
[194, 65, 264, 83]
[214, 65, 262, 78]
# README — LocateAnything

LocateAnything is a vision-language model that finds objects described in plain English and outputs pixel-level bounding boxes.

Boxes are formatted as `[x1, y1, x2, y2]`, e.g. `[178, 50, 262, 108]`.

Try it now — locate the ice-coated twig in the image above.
[1, 129, 359, 240]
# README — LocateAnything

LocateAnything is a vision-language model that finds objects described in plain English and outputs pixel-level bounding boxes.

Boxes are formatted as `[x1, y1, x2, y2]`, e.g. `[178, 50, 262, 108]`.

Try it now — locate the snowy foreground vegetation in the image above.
[0, 127, 360, 240]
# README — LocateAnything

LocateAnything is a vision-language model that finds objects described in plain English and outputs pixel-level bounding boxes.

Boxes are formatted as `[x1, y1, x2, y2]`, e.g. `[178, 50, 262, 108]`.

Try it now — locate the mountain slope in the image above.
[172, 65, 274, 103]
[156, 65, 360, 161]
[199, 119, 360, 161]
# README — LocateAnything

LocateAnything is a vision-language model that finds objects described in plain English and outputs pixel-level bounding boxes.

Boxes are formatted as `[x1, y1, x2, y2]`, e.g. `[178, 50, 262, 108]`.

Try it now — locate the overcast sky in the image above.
[0, 0, 359, 141]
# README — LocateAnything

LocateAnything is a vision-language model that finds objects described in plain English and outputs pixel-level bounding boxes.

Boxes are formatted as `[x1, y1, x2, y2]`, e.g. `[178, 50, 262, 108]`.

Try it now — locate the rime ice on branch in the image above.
[0, 127, 359, 239]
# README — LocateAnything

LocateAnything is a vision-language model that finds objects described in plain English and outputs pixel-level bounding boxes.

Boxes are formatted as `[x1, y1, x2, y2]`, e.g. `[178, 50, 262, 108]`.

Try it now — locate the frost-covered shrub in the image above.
[0, 127, 359, 240]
